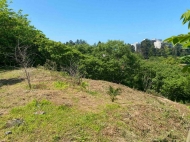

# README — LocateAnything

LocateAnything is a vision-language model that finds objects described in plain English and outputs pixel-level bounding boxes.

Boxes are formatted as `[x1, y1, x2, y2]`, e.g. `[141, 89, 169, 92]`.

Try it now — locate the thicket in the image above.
[139, 57, 190, 102]
[1, 0, 190, 102]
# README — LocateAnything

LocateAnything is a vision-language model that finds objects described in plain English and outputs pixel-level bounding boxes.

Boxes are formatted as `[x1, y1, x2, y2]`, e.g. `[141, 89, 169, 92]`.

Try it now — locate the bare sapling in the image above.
[61, 59, 84, 85]
[44, 59, 57, 80]
[15, 40, 34, 89]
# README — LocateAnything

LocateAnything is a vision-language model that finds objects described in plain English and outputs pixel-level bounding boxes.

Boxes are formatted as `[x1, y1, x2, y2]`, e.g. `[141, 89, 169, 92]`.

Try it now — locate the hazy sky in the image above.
[10, 0, 190, 44]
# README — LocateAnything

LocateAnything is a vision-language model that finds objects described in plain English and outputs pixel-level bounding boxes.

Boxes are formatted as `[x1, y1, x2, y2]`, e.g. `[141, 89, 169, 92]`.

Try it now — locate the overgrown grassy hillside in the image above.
[0, 68, 190, 142]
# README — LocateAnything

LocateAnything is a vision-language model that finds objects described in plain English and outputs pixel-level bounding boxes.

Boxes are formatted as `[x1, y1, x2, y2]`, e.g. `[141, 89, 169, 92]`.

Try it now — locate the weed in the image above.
[53, 81, 69, 90]
[107, 86, 122, 102]
[80, 81, 89, 89]
[78, 81, 99, 96]
[52, 135, 61, 142]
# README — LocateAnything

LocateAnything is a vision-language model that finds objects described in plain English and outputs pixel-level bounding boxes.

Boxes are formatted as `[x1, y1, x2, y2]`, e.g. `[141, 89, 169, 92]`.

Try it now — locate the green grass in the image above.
[86, 90, 98, 96]
[80, 81, 89, 89]
[0, 100, 124, 142]
[53, 81, 69, 90]
[0, 69, 22, 79]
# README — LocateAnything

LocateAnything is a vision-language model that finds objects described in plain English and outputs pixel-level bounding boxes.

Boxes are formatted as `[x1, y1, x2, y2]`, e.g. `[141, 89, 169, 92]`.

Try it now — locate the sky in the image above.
[9, 0, 190, 45]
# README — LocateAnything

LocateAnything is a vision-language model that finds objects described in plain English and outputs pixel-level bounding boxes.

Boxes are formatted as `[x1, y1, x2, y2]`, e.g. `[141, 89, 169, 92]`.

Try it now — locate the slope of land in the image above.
[0, 67, 190, 142]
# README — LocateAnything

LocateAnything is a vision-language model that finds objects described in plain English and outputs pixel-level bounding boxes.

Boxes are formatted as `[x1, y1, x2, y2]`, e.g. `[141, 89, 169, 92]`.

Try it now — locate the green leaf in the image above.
[180, 9, 190, 29]
[164, 37, 173, 43]
[179, 35, 190, 43]
[172, 38, 179, 45]
[183, 42, 190, 47]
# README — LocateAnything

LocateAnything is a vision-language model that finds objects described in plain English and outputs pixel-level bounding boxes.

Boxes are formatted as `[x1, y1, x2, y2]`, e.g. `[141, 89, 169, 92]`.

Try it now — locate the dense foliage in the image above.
[1, 1, 190, 102]
[0, 0, 46, 66]
[139, 57, 190, 102]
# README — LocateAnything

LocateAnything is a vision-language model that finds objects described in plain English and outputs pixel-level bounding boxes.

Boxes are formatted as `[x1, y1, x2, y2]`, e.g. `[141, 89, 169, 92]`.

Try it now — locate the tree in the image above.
[15, 41, 34, 89]
[84, 40, 141, 86]
[0, 0, 45, 66]
[165, 10, 190, 72]
[140, 39, 154, 59]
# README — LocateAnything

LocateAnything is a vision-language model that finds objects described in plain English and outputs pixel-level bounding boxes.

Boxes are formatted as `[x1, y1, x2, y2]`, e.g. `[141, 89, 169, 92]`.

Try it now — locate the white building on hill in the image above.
[153, 39, 162, 49]
[132, 38, 170, 51]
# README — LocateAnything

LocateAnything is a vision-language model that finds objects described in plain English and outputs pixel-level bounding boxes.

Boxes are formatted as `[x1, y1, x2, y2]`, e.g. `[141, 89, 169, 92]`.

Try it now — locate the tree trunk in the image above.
[187, 129, 190, 142]
[24, 67, 31, 89]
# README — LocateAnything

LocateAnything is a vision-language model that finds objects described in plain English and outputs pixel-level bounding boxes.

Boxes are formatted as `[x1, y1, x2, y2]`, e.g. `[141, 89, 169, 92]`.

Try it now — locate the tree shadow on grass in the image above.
[0, 78, 24, 87]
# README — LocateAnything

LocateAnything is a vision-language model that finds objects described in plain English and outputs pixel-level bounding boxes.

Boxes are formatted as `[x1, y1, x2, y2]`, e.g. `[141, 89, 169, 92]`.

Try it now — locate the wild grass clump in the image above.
[53, 81, 69, 90]
[80, 81, 89, 89]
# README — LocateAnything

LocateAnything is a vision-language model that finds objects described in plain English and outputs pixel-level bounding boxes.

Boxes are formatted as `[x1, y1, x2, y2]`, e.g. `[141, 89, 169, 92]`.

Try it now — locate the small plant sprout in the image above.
[81, 81, 89, 89]
[107, 86, 122, 102]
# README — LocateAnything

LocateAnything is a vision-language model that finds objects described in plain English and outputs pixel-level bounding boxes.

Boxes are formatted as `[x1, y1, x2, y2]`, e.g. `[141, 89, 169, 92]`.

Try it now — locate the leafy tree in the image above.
[140, 39, 154, 59]
[80, 56, 104, 79]
[161, 77, 190, 103]
[89, 40, 141, 86]
[74, 42, 92, 54]
[39, 40, 83, 67]
[0, 0, 45, 66]
[66, 40, 75, 46]
[136, 57, 190, 102]
[75, 39, 87, 45]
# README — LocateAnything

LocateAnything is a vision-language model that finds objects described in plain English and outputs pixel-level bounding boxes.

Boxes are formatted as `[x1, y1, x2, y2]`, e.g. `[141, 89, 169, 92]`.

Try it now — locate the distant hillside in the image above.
[0, 68, 190, 142]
